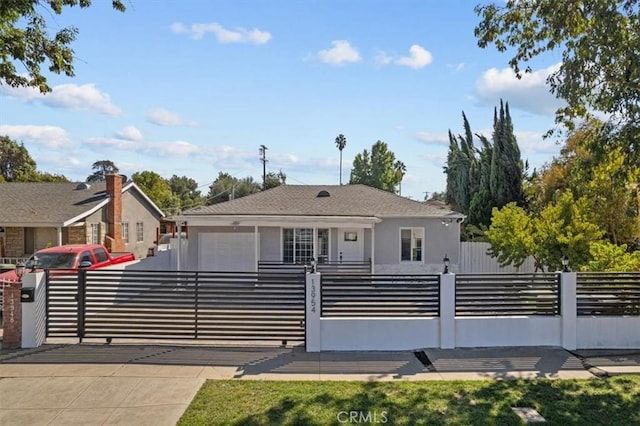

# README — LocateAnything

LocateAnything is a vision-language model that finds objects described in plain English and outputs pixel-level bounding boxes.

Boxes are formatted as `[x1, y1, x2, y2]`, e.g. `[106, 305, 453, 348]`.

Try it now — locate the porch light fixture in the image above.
[561, 255, 570, 272]
[443, 255, 450, 274]
[15, 262, 25, 281]
[441, 218, 453, 227]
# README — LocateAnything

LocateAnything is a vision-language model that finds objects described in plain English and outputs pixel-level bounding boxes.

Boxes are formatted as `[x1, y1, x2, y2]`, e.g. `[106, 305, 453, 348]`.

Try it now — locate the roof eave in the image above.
[124, 182, 166, 218]
[62, 199, 109, 227]
[170, 214, 382, 227]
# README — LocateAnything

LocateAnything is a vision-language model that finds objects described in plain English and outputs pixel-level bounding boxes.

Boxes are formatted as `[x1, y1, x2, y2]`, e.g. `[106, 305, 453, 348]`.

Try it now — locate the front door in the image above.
[337, 228, 363, 262]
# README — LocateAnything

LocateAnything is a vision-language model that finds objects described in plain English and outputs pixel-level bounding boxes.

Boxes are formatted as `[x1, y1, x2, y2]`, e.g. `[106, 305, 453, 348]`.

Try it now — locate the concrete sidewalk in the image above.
[0, 343, 635, 425]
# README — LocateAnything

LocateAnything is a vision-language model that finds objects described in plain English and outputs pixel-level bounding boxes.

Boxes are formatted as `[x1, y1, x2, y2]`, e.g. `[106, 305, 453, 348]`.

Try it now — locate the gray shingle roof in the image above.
[183, 184, 462, 218]
[0, 182, 109, 225]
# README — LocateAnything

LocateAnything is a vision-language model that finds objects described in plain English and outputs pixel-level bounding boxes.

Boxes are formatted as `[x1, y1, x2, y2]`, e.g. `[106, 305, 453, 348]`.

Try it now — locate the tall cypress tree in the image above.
[444, 113, 478, 213]
[468, 134, 494, 227]
[445, 100, 525, 231]
[489, 100, 524, 208]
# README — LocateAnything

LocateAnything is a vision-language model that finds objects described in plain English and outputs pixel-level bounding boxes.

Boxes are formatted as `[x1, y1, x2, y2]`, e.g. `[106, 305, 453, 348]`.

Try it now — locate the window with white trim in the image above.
[90, 223, 100, 244]
[400, 228, 423, 262]
[136, 222, 144, 242]
[282, 228, 314, 264]
[122, 222, 129, 243]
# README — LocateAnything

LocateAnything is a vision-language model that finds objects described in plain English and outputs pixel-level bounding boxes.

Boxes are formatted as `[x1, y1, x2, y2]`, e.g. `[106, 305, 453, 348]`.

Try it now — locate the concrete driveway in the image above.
[572, 349, 640, 376]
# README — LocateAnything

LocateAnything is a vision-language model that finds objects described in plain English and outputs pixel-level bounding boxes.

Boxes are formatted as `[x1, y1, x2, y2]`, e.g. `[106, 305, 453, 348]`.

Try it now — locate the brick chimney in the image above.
[105, 174, 126, 252]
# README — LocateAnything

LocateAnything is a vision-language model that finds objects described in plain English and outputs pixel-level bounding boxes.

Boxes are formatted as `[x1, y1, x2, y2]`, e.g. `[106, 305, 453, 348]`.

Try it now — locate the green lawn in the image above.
[178, 376, 640, 425]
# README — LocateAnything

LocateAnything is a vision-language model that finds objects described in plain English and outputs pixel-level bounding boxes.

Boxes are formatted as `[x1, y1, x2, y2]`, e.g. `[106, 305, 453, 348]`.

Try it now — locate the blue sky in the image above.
[0, 0, 565, 201]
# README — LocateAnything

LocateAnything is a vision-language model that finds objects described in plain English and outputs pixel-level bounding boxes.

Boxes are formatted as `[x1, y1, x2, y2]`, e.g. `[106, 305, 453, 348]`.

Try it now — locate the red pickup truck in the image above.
[0, 244, 135, 282]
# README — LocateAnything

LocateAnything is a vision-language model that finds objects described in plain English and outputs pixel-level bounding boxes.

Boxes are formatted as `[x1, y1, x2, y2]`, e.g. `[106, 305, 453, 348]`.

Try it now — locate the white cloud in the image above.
[170, 22, 187, 34]
[271, 153, 300, 165]
[171, 22, 271, 44]
[0, 83, 122, 116]
[145, 141, 200, 156]
[36, 155, 82, 171]
[84, 136, 201, 158]
[207, 145, 255, 161]
[473, 127, 561, 159]
[395, 45, 433, 69]
[68, 157, 82, 166]
[114, 125, 143, 142]
[317, 40, 361, 65]
[83, 137, 138, 150]
[447, 62, 465, 72]
[414, 131, 449, 145]
[515, 130, 561, 156]
[475, 63, 564, 115]
[420, 151, 448, 167]
[0, 124, 72, 148]
[374, 51, 393, 66]
[146, 108, 197, 127]
[0, 84, 39, 100]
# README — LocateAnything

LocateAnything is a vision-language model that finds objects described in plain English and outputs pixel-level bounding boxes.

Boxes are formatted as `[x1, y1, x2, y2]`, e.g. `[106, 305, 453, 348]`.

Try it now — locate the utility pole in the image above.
[259, 145, 268, 189]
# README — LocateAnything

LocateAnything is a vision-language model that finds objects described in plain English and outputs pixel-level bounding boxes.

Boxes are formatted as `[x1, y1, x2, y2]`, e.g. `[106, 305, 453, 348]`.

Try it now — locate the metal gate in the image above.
[46, 269, 306, 343]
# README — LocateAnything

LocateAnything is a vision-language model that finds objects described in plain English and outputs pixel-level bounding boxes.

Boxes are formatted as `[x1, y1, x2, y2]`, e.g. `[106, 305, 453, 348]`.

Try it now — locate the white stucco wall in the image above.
[577, 317, 640, 349]
[374, 218, 460, 267]
[21, 272, 47, 348]
[455, 317, 562, 347]
[320, 317, 440, 351]
[259, 226, 280, 261]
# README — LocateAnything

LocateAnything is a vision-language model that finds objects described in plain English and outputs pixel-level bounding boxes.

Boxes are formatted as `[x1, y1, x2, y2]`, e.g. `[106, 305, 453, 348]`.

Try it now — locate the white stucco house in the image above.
[170, 184, 465, 273]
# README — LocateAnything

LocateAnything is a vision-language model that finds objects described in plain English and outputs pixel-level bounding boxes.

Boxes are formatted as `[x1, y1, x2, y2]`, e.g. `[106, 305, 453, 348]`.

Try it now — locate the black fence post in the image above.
[45, 269, 50, 336]
[438, 274, 442, 318]
[194, 271, 199, 339]
[77, 269, 86, 343]
[318, 272, 323, 318]
[557, 272, 562, 316]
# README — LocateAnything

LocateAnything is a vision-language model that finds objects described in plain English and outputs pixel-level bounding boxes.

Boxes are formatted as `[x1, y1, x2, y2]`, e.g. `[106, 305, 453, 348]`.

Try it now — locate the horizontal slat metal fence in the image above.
[47, 269, 306, 342]
[46, 271, 81, 337]
[317, 261, 372, 274]
[321, 274, 440, 317]
[456, 273, 559, 316]
[577, 272, 640, 316]
[257, 261, 371, 274]
[257, 261, 307, 274]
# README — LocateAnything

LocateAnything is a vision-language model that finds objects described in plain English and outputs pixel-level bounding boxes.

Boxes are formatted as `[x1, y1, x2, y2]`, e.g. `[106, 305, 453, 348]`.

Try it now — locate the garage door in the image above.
[199, 233, 257, 271]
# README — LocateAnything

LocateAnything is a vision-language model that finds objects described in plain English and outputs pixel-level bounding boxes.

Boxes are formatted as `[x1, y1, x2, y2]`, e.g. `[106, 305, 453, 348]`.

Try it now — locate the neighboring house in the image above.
[0, 174, 165, 260]
[171, 184, 465, 273]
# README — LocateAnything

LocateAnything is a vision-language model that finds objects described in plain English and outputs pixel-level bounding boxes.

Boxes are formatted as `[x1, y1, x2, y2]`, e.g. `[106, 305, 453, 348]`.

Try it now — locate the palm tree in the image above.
[395, 160, 407, 195]
[335, 134, 347, 185]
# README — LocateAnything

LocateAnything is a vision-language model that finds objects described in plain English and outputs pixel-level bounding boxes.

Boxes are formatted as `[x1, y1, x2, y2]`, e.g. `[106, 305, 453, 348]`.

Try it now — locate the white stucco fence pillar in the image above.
[560, 271, 577, 350]
[439, 272, 456, 349]
[305, 272, 321, 352]
[21, 272, 47, 348]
